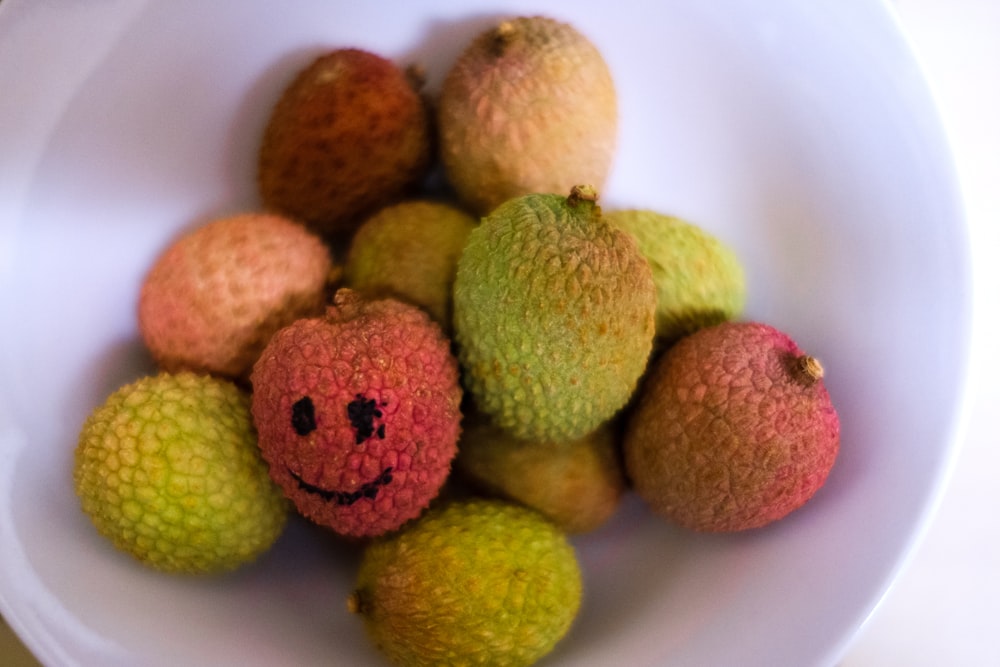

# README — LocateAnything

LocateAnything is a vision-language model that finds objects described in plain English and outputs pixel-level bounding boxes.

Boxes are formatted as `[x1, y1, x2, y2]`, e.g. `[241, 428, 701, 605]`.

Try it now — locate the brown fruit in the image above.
[623, 321, 840, 532]
[257, 49, 432, 236]
[455, 418, 626, 533]
[438, 16, 618, 215]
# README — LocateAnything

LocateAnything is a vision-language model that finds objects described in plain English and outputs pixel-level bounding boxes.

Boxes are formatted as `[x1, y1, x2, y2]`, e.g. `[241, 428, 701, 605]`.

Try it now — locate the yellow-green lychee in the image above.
[455, 418, 626, 533]
[348, 498, 582, 667]
[438, 16, 618, 215]
[452, 185, 656, 443]
[344, 200, 477, 329]
[606, 209, 746, 344]
[73, 372, 288, 574]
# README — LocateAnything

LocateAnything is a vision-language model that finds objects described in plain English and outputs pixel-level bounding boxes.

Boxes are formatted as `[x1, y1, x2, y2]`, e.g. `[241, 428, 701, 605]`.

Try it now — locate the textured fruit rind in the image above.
[73, 372, 288, 574]
[607, 209, 746, 343]
[344, 200, 477, 328]
[452, 191, 656, 443]
[352, 498, 582, 667]
[456, 419, 626, 533]
[438, 16, 618, 215]
[257, 49, 432, 235]
[623, 321, 840, 532]
[251, 291, 463, 537]
[138, 212, 332, 380]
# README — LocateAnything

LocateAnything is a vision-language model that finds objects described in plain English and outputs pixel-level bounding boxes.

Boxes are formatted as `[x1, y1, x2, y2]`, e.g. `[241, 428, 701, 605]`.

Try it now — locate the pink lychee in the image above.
[623, 321, 840, 532]
[250, 288, 462, 537]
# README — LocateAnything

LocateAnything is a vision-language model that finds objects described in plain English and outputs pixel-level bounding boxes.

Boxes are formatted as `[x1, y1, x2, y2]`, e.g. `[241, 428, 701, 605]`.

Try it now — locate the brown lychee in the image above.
[438, 16, 618, 215]
[257, 48, 433, 236]
[138, 212, 333, 380]
[344, 199, 477, 329]
[250, 288, 463, 538]
[455, 418, 626, 533]
[623, 321, 840, 532]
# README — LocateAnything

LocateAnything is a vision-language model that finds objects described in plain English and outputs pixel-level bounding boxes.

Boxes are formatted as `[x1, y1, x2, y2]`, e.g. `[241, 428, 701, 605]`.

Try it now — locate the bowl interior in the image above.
[0, 1, 971, 666]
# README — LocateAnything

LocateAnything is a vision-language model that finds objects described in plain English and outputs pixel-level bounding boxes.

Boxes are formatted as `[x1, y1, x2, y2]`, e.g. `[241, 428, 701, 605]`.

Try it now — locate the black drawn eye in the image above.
[291, 396, 317, 436]
[347, 394, 384, 444]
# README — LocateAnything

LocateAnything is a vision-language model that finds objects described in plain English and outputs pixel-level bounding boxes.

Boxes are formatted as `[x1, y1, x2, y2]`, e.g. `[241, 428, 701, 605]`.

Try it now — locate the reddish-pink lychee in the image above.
[623, 321, 840, 532]
[250, 288, 462, 537]
[138, 212, 333, 380]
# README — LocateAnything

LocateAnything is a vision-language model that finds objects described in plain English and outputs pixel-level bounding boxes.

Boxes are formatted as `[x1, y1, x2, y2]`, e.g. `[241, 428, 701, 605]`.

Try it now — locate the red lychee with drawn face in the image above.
[250, 288, 463, 538]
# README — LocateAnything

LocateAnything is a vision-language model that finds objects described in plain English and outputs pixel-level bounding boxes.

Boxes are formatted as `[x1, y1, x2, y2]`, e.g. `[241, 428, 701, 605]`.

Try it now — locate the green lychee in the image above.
[73, 372, 288, 574]
[622, 321, 840, 532]
[348, 498, 582, 667]
[452, 185, 656, 443]
[344, 199, 477, 329]
[257, 48, 433, 236]
[138, 212, 334, 380]
[438, 16, 618, 215]
[455, 418, 626, 533]
[606, 209, 746, 344]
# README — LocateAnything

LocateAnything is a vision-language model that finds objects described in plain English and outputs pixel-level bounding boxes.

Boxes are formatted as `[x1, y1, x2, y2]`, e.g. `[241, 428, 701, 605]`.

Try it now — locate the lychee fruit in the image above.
[606, 209, 746, 344]
[138, 211, 333, 381]
[438, 16, 618, 215]
[622, 321, 840, 532]
[257, 48, 433, 236]
[344, 199, 477, 329]
[249, 288, 463, 538]
[73, 372, 288, 574]
[452, 185, 656, 443]
[455, 418, 626, 533]
[348, 498, 582, 667]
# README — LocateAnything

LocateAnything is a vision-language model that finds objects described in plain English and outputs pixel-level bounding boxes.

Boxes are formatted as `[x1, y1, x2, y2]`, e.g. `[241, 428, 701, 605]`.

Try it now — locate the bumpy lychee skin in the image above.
[607, 209, 746, 344]
[623, 321, 840, 532]
[74, 372, 288, 574]
[258, 48, 433, 236]
[138, 212, 333, 380]
[344, 199, 477, 329]
[250, 288, 463, 538]
[438, 16, 618, 215]
[348, 498, 582, 667]
[456, 418, 626, 533]
[452, 186, 656, 443]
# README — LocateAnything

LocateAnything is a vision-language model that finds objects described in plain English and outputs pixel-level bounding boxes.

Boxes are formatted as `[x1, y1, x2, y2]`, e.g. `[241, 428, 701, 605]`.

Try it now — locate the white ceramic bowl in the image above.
[0, 1, 972, 665]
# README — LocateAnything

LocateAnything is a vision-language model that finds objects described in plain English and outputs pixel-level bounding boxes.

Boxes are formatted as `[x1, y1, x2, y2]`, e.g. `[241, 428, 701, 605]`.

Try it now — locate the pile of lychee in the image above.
[73, 15, 840, 667]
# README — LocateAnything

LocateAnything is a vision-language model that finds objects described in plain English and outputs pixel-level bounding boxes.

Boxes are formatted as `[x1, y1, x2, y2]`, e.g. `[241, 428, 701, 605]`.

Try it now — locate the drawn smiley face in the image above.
[284, 393, 395, 506]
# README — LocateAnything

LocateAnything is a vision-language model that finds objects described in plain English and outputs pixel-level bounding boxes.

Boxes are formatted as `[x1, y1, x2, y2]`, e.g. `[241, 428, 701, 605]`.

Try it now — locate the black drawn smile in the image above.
[288, 466, 394, 506]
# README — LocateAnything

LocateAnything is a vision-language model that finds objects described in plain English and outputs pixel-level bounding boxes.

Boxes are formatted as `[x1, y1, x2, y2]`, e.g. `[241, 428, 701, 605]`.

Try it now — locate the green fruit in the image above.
[438, 16, 618, 215]
[348, 498, 582, 667]
[344, 200, 477, 329]
[606, 209, 746, 344]
[74, 372, 288, 574]
[452, 185, 656, 442]
[456, 418, 626, 533]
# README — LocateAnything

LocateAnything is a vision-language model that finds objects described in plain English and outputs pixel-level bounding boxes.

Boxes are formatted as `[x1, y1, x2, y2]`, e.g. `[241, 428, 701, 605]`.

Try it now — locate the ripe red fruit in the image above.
[623, 321, 840, 532]
[250, 289, 462, 537]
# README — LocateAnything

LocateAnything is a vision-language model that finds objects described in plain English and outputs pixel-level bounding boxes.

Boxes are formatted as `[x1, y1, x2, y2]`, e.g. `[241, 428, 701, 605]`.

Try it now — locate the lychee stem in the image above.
[491, 21, 517, 56]
[405, 63, 427, 92]
[795, 355, 824, 386]
[346, 590, 363, 614]
[567, 184, 599, 207]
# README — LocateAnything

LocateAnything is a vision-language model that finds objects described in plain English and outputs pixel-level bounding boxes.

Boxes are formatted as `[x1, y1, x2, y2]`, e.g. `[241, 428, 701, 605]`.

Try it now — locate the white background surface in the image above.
[0, 1, 997, 665]
[845, 0, 1000, 665]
